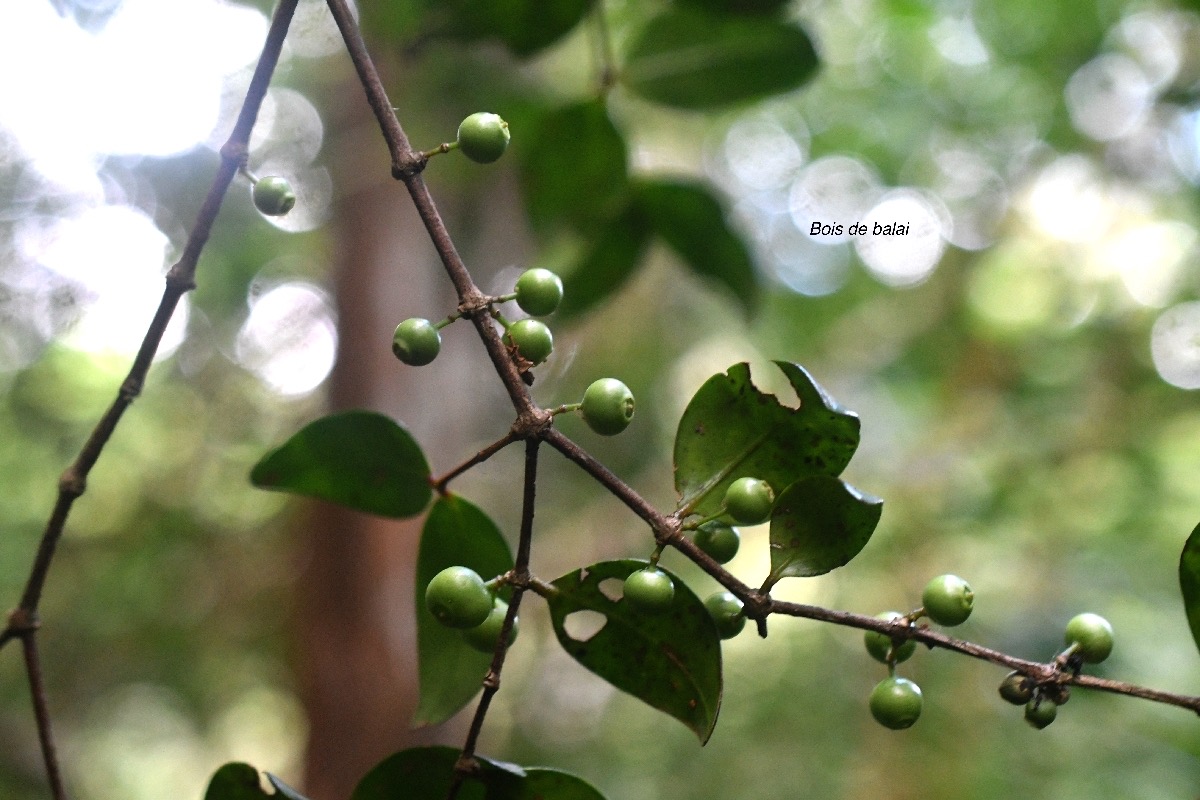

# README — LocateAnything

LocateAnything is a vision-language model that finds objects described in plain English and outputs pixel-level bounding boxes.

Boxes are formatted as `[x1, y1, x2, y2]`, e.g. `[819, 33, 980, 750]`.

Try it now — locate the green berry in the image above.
[998, 671, 1034, 705]
[864, 611, 917, 665]
[252, 175, 296, 216]
[694, 522, 741, 564]
[515, 268, 563, 316]
[580, 378, 635, 436]
[1064, 612, 1114, 663]
[392, 318, 442, 366]
[425, 566, 494, 629]
[869, 676, 923, 730]
[921, 574, 974, 627]
[506, 319, 554, 365]
[623, 568, 675, 613]
[462, 598, 518, 653]
[704, 591, 746, 639]
[1024, 698, 1057, 729]
[723, 477, 775, 525]
[456, 112, 510, 164]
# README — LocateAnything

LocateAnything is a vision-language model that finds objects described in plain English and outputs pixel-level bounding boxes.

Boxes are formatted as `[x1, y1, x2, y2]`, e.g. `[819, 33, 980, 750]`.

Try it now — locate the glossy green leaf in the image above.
[520, 101, 629, 233]
[362, 0, 592, 56]
[767, 476, 883, 585]
[1179, 521, 1200, 659]
[414, 495, 515, 727]
[622, 9, 819, 109]
[204, 763, 271, 800]
[633, 179, 757, 316]
[675, 0, 790, 14]
[546, 559, 722, 743]
[353, 747, 607, 800]
[353, 747, 484, 800]
[674, 362, 860, 521]
[507, 769, 609, 800]
[251, 411, 431, 518]
[556, 204, 653, 318]
[265, 775, 309, 800]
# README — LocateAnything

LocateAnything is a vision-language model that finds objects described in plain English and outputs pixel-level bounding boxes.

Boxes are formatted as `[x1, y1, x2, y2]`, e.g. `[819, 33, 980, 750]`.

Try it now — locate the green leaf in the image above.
[353, 747, 608, 800]
[633, 179, 758, 316]
[675, 0, 791, 14]
[250, 411, 431, 519]
[622, 9, 819, 109]
[265, 775, 310, 800]
[414, 495, 515, 727]
[362, 0, 592, 56]
[673, 362, 861, 521]
[204, 763, 271, 800]
[555, 204, 653, 318]
[520, 101, 629, 233]
[767, 476, 883, 583]
[510, 769, 609, 800]
[353, 747, 483, 800]
[1179, 521, 1200, 659]
[546, 560, 722, 743]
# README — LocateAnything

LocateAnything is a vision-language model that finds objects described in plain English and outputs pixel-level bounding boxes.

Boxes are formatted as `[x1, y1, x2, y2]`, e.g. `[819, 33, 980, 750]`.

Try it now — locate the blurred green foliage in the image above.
[5, 0, 1200, 798]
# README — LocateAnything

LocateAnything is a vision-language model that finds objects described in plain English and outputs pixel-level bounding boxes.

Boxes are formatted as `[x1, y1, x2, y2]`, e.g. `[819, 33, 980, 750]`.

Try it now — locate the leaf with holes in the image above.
[673, 362, 860, 522]
[546, 560, 722, 743]
[414, 495, 515, 727]
[766, 476, 882, 586]
[1179, 521, 1200, 659]
[622, 9, 819, 109]
[250, 411, 431, 518]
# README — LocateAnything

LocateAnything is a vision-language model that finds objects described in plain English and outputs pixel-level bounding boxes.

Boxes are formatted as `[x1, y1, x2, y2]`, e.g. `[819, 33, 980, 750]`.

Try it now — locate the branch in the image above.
[447, 439, 541, 800]
[1, 1, 300, 795]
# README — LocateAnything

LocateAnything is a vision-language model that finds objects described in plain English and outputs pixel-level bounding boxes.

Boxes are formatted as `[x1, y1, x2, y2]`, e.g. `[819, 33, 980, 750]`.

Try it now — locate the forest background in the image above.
[3, 0, 1200, 798]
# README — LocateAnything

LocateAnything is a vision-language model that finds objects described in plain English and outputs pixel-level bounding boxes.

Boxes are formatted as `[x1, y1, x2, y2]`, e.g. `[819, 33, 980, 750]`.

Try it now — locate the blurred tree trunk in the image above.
[293, 63, 529, 798]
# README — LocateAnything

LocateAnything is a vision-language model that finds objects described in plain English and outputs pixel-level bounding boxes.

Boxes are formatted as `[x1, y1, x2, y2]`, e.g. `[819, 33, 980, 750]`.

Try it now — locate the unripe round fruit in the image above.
[921, 574, 974, 626]
[1064, 612, 1114, 663]
[723, 477, 775, 525]
[252, 176, 296, 216]
[515, 268, 563, 316]
[457, 112, 510, 164]
[1024, 698, 1057, 729]
[506, 319, 554, 365]
[462, 598, 518, 653]
[623, 568, 674, 613]
[998, 671, 1034, 705]
[580, 378, 635, 436]
[425, 566, 494, 629]
[869, 676, 922, 730]
[694, 522, 741, 564]
[864, 611, 917, 665]
[392, 318, 442, 366]
[704, 591, 746, 639]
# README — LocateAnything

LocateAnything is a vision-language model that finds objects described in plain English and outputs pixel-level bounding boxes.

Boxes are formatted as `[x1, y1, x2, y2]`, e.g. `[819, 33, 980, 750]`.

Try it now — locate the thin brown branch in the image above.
[1, 2, 299, 796]
[22, 634, 66, 800]
[768, 599, 1200, 714]
[447, 439, 541, 800]
[322, 0, 535, 414]
[431, 431, 521, 493]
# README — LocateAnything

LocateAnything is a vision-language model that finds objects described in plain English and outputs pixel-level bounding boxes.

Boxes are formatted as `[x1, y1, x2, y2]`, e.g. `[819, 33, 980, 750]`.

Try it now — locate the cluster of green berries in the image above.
[622, 567, 746, 639]
[863, 574, 975, 730]
[997, 612, 1114, 730]
[424, 566, 518, 653]
[390, 258, 636, 435]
